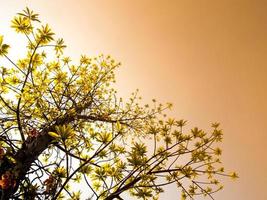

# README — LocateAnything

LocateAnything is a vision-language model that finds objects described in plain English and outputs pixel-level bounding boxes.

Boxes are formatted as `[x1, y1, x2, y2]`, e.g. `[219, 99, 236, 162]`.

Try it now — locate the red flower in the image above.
[0, 171, 16, 190]
[44, 175, 56, 193]
[28, 128, 39, 138]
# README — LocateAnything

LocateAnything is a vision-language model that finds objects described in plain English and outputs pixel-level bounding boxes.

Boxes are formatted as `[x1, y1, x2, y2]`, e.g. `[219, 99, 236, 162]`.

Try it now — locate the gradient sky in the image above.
[1, 0, 267, 199]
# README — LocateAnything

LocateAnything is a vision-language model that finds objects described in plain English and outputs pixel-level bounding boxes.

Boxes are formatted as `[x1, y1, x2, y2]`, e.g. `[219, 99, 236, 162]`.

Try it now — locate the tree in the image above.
[0, 8, 237, 200]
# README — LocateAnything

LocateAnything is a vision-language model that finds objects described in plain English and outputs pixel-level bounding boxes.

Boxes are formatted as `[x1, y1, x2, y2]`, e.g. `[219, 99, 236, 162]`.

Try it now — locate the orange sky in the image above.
[1, 0, 267, 199]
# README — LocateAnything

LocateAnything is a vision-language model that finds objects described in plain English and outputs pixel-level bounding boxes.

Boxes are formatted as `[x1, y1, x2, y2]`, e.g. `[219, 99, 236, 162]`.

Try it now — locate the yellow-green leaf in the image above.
[0, 35, 3, 46]
[48, 131, 60, 138]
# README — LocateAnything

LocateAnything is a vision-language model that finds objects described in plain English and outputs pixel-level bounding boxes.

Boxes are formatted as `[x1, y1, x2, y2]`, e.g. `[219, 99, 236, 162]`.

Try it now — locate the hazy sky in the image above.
[1, 0, 267, 199]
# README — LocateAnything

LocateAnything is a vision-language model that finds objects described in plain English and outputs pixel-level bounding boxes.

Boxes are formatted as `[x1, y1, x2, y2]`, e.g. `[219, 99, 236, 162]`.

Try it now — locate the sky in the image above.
[0, 0, 267, 199]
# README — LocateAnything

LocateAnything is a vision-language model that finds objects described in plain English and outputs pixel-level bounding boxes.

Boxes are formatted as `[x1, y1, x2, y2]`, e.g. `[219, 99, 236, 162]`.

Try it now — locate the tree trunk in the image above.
[0, 129, 53, 199]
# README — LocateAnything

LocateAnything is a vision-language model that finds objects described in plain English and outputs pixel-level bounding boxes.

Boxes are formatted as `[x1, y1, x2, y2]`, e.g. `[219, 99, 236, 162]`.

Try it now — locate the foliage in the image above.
[0, 7, 237, 200]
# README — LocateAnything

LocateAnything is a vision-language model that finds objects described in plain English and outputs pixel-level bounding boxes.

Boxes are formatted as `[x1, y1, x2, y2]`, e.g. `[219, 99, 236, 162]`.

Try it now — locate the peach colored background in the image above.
[1, 0, 267, 199]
